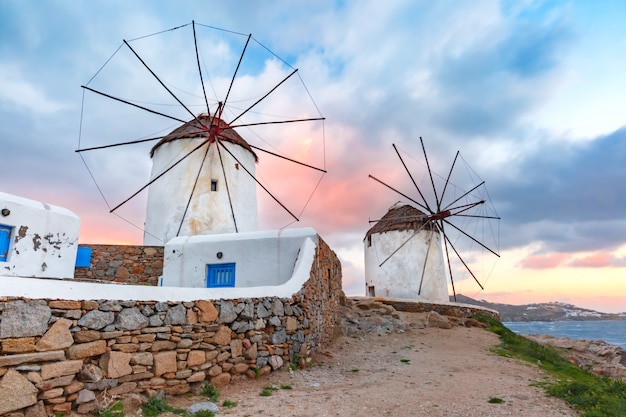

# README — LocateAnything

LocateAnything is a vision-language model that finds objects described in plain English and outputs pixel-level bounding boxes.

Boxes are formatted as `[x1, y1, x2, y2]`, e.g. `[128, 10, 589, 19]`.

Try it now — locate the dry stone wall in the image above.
[0, 238, 342, 416]
[73, 244, 164, 286]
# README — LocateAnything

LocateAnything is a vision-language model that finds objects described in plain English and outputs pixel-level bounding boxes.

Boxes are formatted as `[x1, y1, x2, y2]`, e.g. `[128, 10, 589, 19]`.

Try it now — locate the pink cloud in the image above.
[518, 253, 570, 269]
[567, 252, 626, 268]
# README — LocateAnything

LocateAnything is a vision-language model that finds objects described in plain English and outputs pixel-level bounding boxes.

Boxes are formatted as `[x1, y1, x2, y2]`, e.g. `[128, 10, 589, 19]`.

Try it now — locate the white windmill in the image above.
[365, 139, 500, 302]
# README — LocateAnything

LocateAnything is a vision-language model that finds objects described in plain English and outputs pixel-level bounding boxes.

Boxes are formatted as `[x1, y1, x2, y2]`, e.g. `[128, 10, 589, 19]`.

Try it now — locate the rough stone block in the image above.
[36, 318, 74, 352]
[35, 374, 74, 391]
[78, 310, 115, 330]
[37, 386, 64, 400]
[48, 300, 81, 310]
[0, 301, 51, 338]
[210, 372, 231, 386]
[100, 351, 132, 378]
[24, 400, 46, 417]
[67, 340, 107, 359]
[196, 300, 218, 323]
[2, 337, 36, 353]
[187, 350, 206, 367]
[0, 350, 65, 368]
[73, 330, 102, 343]
[131, 352, 153, 366]
[153, 351, 177, 376]
[108, 381, 137, 396]
[0, 370, 38, 415]
[214, 326, 231, 346]
[230, 339, 243, 358]
[187, 371, 206, 383]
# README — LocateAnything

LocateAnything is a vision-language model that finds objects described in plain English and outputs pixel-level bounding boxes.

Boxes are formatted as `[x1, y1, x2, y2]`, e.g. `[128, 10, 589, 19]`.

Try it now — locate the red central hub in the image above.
[429, 210, 451, 221]
[207, 124, 220, 142]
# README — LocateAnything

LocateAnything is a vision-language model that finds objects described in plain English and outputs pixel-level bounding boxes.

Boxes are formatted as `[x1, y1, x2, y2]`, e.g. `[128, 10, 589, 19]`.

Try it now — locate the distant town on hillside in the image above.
[454, 295, 626, 322]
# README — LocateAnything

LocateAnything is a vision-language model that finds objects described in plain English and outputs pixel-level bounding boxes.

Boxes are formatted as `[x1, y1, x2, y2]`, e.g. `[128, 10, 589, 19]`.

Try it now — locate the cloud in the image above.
[0, 64, 67, 114]
[518, 252, 570, 269]
[567, 252, 626, 268]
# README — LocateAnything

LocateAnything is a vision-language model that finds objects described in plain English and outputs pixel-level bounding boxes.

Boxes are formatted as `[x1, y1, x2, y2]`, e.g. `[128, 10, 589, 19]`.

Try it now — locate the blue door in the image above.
[0, 224, 12, 262]
[206, 263, 236, 288]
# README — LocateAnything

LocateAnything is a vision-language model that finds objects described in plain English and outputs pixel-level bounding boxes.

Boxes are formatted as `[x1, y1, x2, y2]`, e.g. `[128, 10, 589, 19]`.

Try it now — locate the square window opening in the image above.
[211, 179, 218, 192]
[206, 263, 235, 288]
[0, 224, 13, 262]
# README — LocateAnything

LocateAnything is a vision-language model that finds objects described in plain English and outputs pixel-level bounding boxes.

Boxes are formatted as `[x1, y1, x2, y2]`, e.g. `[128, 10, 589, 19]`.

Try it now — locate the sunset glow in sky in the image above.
[1, 1, 626, 312]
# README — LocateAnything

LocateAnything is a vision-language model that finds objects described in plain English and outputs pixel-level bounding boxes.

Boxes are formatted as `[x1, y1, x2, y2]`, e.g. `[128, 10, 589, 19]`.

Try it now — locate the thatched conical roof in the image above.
[365, 202, 434, 239]
[151, 115, 258, 161]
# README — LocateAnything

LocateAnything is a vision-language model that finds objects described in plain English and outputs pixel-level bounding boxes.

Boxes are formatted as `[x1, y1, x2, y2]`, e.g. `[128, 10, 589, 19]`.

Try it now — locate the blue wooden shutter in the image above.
[0, 224, 12, 262]
[206, 263, 236, 288]
[75, 247, 92, 267]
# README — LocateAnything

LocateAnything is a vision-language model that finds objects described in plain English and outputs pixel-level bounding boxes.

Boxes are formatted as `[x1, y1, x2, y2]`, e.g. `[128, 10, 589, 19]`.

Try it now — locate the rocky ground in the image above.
[527, 334, 626, 381]
[104, 298, 581, 417]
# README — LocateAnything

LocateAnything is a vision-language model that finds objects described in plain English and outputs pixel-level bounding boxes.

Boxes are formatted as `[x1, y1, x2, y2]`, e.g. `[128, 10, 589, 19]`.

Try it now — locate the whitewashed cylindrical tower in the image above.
[143, 115, 258, 245]
[364, 202, 449, 303]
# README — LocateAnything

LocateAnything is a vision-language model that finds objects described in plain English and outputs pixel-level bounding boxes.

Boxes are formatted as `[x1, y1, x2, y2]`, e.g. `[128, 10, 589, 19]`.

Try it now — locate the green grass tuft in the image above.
[200, 383, 220, 402]
[222, 399, 238, 408]
[97, 401, 124, 417]
[487, 397, 505, 404]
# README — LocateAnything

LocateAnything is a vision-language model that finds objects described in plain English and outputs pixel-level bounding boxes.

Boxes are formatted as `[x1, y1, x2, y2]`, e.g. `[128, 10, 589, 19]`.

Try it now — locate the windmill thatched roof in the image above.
[365, 202, 434, 239]
[150, 115, 258, 161]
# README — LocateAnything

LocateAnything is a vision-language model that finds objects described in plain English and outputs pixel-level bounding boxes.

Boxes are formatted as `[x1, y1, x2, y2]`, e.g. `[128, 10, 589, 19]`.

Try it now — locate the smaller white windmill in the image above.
[364, 139, 500, 302]
[364, 201, 448, 302]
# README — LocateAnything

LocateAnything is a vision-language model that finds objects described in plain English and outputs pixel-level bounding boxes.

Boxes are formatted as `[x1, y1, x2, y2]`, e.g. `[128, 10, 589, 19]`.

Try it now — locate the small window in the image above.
[0, 224, 12, 262]
[206, 263, 235, 288]
[75, 246, 92, 267]
[367, 235, 372, 247]
[368, 285, 376, 297]
[210, 179, 218, 191]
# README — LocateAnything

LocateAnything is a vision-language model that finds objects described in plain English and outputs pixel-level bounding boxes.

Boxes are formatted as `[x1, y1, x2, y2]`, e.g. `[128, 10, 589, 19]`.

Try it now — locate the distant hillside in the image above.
[452, 294, 626, 322]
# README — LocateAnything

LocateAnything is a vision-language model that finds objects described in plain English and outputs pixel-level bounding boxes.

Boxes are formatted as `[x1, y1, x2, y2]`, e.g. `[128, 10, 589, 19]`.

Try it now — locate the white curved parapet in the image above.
[162, 227, 318, 288]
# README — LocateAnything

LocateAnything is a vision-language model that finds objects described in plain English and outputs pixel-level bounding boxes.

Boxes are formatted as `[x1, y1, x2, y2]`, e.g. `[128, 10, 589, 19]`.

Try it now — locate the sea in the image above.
[503, 320, 626, 350]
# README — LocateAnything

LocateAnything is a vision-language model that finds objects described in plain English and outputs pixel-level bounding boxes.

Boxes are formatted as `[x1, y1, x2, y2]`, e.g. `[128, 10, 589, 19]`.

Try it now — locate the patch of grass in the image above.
[141, 396, 191, 417]
[200, 383, 220, 402]
[260, 385, 279, 396]
[351, 368, 359, 373]
[473, 314, 626, 417]
[222, 399, 238, 408]
[289, 353, 303, 370]
[142, 397, 173, 417]
[280, 384, 293, 390]
[400, 359, 411, 364]
[488, 397, 505, 404]
[97, 401, 124, 417]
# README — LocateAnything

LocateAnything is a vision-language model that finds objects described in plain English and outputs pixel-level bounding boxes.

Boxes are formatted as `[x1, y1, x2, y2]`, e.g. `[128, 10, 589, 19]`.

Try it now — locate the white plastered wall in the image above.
[0, 233, 318, 301]
[0, 192, 79, 278]
[144, 139, 258, 245]
[162, 227, 318, 288]
[364, 229, 449, 303]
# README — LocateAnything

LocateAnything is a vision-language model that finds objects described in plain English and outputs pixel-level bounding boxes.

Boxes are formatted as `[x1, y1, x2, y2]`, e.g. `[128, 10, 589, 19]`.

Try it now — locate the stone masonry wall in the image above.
[73, 245, 164, 286]
[0, 238, 342, 416]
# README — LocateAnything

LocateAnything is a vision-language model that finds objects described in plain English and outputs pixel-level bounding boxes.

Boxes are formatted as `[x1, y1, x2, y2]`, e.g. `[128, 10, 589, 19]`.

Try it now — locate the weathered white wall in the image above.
[0, 235, 318, 301]
[144, 139, 258, 245]
[162, 227, 318, 288]
[0, 192, 79, 278]
[364, 228, 449, 303]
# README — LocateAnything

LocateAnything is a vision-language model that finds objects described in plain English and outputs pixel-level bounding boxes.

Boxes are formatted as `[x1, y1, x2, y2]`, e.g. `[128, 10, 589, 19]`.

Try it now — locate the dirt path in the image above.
[169, 312, 578, 417]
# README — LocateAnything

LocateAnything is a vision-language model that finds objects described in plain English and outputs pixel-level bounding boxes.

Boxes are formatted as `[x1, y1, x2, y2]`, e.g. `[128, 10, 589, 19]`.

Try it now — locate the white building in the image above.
[0, 192, 80, 278]
[363, 202, 449, 303]
[144, 115, 258, 245]
[161, 228, 317, 289]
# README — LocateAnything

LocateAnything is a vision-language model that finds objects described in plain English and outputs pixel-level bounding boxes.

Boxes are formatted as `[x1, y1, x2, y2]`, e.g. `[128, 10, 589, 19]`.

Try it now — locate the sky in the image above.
[1, 0, 626, 313]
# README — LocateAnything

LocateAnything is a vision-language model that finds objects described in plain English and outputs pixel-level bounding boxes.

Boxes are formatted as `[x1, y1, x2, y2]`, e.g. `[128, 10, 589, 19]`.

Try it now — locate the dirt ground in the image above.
[167, 311, 578, 417]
